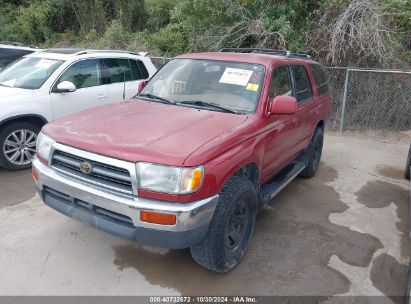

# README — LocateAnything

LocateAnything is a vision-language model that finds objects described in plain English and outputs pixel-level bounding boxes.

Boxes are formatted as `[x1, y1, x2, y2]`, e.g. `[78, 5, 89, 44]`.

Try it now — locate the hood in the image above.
[43, 99, 248, 166]
[0, 86, 33, 101]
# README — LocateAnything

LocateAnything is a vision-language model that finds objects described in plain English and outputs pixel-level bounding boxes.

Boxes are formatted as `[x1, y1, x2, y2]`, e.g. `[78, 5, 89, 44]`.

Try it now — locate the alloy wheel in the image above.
[3, 129, 37, 166]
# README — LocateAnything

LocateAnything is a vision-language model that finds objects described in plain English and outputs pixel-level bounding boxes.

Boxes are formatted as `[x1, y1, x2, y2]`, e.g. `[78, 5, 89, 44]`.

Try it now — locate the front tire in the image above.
[0, 122, 40, 171]
[190, 176, 257, 273]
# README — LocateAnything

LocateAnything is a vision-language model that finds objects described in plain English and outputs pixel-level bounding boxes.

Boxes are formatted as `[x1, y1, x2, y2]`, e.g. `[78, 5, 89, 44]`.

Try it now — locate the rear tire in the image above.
[190, 176, 257, 273]
[0, 122, 40, 171]
[300, 127, 324, 178]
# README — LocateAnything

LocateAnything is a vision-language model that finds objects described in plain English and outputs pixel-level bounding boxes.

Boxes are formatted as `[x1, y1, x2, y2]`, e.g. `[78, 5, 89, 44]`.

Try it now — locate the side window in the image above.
[104, 58, 132, 84]
[57, 59, 102, 89]
[293, 65, 313, 103]
[268, 65, 292, 102]
[310, 64, 329, 95]
[130, 60, 143, 80]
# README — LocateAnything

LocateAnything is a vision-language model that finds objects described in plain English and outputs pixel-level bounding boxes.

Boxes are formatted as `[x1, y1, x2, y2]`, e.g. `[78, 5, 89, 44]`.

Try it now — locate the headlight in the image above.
[136, 163, 204, 195]
[36, 132, 55, 163]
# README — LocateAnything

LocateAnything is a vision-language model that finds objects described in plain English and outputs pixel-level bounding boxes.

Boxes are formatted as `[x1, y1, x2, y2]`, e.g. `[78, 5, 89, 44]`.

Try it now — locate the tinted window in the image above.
[136, 61, 149, 79]
[310, 64, 329, 95]
[268, 65, 292, 99]
[104, 58, 132, 83]
[293, 65, 313, 102]
[130, 60, 143, 80]
[0, 48, 33, 69]
[57, 59, 102, 89]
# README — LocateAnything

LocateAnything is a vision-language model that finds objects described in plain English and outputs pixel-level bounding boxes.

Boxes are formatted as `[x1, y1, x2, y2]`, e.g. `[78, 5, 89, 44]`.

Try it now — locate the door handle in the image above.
[98, 94, 107, 100]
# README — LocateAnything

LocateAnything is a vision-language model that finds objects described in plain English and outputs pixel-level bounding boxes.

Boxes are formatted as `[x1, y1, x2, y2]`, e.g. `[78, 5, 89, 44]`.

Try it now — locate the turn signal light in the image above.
[32, 167, 39, 183]
[140, 211, 176, 225]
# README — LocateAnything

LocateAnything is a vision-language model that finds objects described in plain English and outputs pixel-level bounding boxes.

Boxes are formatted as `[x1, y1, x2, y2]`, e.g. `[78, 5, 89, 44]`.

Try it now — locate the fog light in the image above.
[32, 166, 39, 183]
[140, 211, 176, 225]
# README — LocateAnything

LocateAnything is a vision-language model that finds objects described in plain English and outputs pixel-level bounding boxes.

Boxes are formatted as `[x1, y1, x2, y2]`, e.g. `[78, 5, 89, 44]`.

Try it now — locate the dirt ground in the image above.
[0, 134, 409, 300]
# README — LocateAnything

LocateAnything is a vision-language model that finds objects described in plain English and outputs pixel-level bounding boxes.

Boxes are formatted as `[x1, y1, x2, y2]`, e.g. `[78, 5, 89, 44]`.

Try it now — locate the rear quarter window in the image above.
[129, 59, 149, 80]
[310, 64, 329, 95]
[136, 60, 149, 79]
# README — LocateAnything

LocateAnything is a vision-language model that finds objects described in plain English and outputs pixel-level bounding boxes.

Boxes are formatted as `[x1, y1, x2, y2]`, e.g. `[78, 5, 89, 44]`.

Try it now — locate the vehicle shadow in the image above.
[0, 166, 35, 208]
[111, 164, 383, 296]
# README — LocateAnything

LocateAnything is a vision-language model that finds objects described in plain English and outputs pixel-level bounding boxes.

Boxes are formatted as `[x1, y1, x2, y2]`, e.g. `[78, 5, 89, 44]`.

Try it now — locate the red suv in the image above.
[32, 49, 330, 272]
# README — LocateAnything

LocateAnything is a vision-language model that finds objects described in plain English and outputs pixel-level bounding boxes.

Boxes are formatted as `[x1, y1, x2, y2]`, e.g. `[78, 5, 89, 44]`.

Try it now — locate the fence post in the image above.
[339, 69, 351, 133]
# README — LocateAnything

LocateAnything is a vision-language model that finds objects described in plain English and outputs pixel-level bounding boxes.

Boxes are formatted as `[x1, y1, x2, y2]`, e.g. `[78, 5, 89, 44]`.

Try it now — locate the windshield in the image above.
[0, 57, 63, 89]
[138, 59, 265, 114]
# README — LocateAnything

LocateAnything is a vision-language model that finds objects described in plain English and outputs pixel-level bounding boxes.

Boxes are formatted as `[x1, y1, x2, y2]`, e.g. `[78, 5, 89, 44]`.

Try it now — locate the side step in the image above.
[260, 160, 306, 205]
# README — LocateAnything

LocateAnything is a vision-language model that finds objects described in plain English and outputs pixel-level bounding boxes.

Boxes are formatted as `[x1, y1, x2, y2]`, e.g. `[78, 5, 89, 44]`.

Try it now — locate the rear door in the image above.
[103, 58, 149, 103]
[290, 64, 316, 151]
[50, 59, 108, 119]
[310, 63, 331, 120]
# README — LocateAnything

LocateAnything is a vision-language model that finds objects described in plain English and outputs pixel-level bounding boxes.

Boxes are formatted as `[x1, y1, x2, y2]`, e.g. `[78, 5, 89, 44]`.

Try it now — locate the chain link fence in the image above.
[150, 56, 172, 70]
[324, 67, 411, 132]
[149, 56, 411, 133]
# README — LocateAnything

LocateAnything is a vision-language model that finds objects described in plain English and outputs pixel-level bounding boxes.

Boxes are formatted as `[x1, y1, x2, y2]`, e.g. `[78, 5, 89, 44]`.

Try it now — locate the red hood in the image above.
[43, 99, 248, 166]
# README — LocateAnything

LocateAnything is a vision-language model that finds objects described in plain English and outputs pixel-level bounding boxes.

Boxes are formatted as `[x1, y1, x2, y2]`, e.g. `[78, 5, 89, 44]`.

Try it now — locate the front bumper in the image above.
[33, 158, 218, 249]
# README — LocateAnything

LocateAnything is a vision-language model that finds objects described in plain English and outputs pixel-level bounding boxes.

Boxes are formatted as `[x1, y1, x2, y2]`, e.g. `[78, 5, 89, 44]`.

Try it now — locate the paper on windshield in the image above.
[35, 59, 55, 69]
[219, 68, 253, 86]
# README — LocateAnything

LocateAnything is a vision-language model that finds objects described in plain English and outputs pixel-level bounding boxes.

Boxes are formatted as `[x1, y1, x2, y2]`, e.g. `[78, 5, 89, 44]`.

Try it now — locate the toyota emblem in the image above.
[79, 161, 92, 175]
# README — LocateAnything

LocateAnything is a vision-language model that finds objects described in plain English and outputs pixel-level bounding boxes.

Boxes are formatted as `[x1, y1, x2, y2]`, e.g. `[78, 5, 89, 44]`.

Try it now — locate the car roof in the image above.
[176, 52, 315, 68]
[26, 48, 149, 61]
[0, 43, 40, 52]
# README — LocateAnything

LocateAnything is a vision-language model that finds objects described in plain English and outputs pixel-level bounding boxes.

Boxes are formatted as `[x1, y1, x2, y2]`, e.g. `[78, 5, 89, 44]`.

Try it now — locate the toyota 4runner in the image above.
[32, 48, 330, 272]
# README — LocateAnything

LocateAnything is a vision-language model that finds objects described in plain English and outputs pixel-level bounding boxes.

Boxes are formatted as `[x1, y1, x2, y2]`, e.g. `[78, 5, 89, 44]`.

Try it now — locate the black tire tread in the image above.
[190, 176, 257, 273]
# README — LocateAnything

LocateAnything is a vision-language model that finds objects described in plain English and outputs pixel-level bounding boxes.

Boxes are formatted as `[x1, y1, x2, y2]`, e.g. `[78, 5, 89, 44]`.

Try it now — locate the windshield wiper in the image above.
[138, 93, 177, 105]
[178, 100, 240, 114]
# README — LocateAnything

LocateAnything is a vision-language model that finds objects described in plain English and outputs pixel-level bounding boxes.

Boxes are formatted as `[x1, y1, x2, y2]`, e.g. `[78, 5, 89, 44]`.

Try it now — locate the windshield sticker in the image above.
[250, 72, 261, 82]
[219, 68, 253, 86]
[35, 59, 55, 69]
[246, 83, 259, 91]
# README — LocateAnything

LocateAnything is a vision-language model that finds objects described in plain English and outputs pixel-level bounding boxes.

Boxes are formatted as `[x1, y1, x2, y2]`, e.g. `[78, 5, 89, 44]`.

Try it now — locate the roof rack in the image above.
[74, 49, 148, 56]
[219, 48, 311, 60]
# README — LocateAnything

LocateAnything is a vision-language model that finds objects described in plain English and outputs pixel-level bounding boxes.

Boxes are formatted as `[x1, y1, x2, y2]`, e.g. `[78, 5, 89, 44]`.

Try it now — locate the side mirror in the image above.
[269, 96, 297, 115]
[56, 81, 76, 93]
[137, 80, 148, 94]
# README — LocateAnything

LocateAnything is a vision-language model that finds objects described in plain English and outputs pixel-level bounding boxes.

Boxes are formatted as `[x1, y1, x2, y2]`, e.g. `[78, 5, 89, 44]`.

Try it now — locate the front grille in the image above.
[44, 187, 134, 226]
[51, 150, 133, 194]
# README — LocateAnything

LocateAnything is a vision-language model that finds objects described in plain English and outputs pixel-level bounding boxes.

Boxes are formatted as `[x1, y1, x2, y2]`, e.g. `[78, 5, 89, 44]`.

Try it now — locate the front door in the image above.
[50, 59, 108, 119]
[261, 64, 301, 181]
